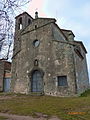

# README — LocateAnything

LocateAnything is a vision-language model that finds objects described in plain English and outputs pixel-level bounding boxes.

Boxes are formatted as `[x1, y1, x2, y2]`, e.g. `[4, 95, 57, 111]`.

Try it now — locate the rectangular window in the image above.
[57, 76, 68, 86]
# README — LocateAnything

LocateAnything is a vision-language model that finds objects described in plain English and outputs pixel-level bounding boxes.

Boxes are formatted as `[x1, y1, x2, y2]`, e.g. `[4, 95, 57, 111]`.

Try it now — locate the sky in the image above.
[27, 0, 90, 79]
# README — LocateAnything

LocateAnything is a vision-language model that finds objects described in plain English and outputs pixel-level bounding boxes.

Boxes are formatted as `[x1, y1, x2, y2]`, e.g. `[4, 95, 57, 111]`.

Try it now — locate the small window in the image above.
[18, 17, 22, 30]
[57, 76, 68, 86]
[35, 25, 37, 29]
[20, 24, 22, 29]
[34, 59, 38, 66]
[33, 39, 40, 47]
[28, 19, 31, 25]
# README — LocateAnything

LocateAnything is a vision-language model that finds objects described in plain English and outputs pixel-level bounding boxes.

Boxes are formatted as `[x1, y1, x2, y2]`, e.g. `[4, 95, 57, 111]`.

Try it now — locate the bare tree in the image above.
[0, 0, 31, 60]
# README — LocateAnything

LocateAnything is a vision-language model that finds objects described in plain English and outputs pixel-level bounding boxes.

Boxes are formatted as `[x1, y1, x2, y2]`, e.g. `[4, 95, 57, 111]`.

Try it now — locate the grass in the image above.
[0, 91, 90, 120]
[0, 116, 8, 120]
[80, 89, 90, 97]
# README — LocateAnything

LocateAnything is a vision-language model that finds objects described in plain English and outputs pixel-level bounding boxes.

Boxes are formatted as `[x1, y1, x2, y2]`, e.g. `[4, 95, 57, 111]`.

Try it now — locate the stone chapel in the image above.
[11, 12, 89, 96]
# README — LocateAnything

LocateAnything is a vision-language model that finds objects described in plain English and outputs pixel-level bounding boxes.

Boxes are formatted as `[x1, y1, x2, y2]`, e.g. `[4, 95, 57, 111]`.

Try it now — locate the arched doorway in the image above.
[31, 70, 43, 92]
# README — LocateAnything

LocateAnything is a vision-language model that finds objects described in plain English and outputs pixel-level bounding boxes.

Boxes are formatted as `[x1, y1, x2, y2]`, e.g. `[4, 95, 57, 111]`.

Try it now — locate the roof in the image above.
[21, 17, 57, 35]
[15, 12, 73, 41]
[32, 17, 57, 24]
[15, 12, 33, 19]
[16, 12, 87, 53]
[0, 59, 11, 63]
[74, 41, 87, 53]
[33, 19, 73, 41]
[0, 59, 11, 70]
[61, 29, 75, 37]
[53, 24, 68, 41]
[34, 17, 56, 21]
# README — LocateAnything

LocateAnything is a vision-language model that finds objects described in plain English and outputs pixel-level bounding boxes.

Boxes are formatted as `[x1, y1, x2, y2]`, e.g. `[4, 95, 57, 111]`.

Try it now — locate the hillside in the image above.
[0, 90, 90, 120]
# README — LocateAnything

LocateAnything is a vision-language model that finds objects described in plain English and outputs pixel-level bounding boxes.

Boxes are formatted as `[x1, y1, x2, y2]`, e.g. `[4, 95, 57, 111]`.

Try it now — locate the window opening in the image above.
[33, 39, 40, 47]
[35, 25, 37, 29]
[18, 17, 22, 30]
[57, 76, 68, 86]
[34, 59, 38, 66]
[28, 19, 31, 25]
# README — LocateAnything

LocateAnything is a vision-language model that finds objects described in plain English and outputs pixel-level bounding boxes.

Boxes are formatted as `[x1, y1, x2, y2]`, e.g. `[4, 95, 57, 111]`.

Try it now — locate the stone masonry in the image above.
[11, 12, 89, 96]
[0, 59, 11, 92]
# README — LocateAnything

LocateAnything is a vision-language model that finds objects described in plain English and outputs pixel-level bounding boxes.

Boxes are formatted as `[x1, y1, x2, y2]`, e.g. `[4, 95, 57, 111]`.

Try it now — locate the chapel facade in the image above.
[11, 12, 89, 96]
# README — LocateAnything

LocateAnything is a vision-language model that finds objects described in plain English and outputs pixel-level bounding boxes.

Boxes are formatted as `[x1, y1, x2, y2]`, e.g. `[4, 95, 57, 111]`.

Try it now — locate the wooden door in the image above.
[31, 70, 43, 92]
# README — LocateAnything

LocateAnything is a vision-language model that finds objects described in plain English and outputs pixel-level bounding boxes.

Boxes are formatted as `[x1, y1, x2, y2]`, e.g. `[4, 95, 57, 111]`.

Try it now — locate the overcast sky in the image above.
[27, 0, 90, 78]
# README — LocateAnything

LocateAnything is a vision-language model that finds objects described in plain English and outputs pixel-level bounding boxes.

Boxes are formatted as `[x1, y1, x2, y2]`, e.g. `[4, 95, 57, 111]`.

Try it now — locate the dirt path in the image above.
[0, 113, 60, 120]
[0, 95, 16, 100]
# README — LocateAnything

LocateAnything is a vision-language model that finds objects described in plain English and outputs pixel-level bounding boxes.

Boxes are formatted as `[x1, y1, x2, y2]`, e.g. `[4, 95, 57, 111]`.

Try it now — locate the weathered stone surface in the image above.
[11, 12, 89, 96]
[0, 61, 4, 91]
[0, 60, 11, 91]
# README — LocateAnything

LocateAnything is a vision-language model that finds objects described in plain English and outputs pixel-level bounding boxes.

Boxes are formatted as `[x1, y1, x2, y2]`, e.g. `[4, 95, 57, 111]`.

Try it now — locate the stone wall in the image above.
[74, 44, 89, 94]
[11, 12, 89, 96]
[0, 60, 11, 91]
[0, 61, 4, 91]
[11, 18, 77, 96]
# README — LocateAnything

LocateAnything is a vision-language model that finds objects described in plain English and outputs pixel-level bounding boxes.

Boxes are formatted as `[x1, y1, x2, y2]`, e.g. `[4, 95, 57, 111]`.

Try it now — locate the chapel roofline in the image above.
[61, 29, 75, 37]
[54, 23, 68, 41]
[74, 41, 87, 53]
[0, 59, 11, 64]
[15, 12, 87, 54]
[15, 12, 33, 19]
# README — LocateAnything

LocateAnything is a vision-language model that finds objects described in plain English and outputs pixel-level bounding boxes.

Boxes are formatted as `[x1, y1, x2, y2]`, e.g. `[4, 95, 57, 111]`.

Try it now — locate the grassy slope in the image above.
[0, 116, 8, 120]
[0, 91, 90, 120]
[80, 89, 90, 97]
